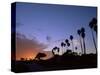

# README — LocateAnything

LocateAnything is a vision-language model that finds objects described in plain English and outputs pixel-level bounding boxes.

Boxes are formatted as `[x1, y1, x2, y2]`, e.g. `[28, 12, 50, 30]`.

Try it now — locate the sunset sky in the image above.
[15, 2, 97, 60]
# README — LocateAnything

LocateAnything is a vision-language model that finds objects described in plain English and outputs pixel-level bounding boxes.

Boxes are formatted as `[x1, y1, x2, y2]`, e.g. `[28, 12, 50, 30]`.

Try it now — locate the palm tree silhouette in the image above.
[89, 18, 97, 54]
[65, 39, 69, 51]
[92, 18, 97, 34]
[77, 29, 83, 54]
[65, 39, 69, 44]
[67, 42, 70, 48]
[75, 46, 77, 51]
[81, 27, 86, 54]
[65, 39, 71, 52]
[52, 47, 55, 56]
[52, 46, 59, 55]
[57, 47, 60, 54]
[61, 42, 66, 54]
[70, 35, 74, 52]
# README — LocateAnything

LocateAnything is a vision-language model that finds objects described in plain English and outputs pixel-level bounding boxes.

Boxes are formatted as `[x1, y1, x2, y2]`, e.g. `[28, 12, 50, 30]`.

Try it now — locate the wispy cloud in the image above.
[16, 33, 47, 60]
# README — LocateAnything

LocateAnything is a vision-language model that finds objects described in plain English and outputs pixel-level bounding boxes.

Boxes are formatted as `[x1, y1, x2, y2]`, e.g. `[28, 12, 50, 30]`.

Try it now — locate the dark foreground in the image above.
[11, 54, 97, 73]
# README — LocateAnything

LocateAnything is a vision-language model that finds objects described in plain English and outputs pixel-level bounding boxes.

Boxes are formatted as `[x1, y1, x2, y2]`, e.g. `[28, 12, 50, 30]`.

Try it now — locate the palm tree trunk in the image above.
[72, 41, 74, 52]
[65, 46, 68, 53]
[62, 47, 63, 55]
[83, 38, 86, 54]
[91, 29, 97, 54]
[79, 36, 83, 54]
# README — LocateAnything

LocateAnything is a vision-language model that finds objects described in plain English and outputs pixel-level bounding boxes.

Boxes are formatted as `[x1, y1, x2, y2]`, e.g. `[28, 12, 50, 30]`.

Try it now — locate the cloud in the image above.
[16, 22, 24, 27]
[16, 33, 47, 60]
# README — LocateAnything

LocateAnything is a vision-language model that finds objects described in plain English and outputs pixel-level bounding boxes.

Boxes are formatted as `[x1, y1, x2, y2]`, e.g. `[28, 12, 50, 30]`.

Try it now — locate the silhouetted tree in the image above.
[66, 50, 72, 54]
[61, 42, 66, 54]
[92, 18, 97, 34]
[65, 39, 71, 53]
[57, 47, 60, 53]
[81, 27, 86, 54]
[70, 35, 74, 52]
[89, 18, 97, 54]
[35, 52, 46, 60]
[77, 29, 83, 54]
[52, 47, 56, 55]
[75, 46, 77, 51]
[65, 39, 69, 44]
[67, 42, 70, 48]
[65, 39, 68, 49]
[20, 58, 25, 61]
[52, 46, 60, 55]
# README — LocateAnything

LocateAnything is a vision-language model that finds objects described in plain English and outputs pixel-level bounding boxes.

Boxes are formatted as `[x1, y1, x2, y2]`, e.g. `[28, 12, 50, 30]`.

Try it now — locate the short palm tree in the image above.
[52, 46, 59, 55]
[70, 35, 74, 52]
[77, 29, 83, 54]
[81, 27, 86, 54]
[61, 42, 66, 54]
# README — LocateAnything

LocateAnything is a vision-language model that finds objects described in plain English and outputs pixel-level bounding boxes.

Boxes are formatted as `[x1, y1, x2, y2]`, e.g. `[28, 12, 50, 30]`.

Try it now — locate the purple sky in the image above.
[16, 2, 97, 59]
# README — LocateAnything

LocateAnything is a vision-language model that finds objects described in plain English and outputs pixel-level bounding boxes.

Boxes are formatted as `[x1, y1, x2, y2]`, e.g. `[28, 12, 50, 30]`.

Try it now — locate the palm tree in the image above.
[77, 29, 83, 54]
[94, 25, 97, 34]
[52, 47, 55, 56]
[65, 39, 71, 53]
[92, 18, 97, 34]
[67, 42, 70, 48]
[65, 39, 69, 51]
[81, 27, 86, 54]
[70, 35, 74, 52]
[75, 47, 77, 51]
[61, 42, 66, 54]
[65, 39, 69, 44]
[52, 46, 59, 56]
[89, 18, 97, 54]
[57, 47, 60, 54]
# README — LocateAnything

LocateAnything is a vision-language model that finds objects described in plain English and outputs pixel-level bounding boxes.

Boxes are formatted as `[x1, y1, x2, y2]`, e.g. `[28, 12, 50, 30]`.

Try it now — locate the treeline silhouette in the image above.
[12, 18, 97, 73]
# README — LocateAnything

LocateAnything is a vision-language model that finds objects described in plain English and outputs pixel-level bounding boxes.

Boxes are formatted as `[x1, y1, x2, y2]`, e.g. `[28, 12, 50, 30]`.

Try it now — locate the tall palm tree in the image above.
[70, 35, 74, 52]
[77, 29, 83, 54]
[65, 39, 69, 51]
[57, 47, 60, 55]
[92, 18, 97, 34]
[61, 42, 65, 54]
[63, 43, 66, 53]
[89, 18, 97, 54]
[65, 39, 71, 52]
[81, 27, 86, 54]
[52, 47, 55, 56]
[67, 42, 70, 49]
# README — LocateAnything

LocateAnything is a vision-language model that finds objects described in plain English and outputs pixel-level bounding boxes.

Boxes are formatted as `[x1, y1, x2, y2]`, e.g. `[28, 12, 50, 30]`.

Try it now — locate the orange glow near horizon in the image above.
[16, 49, 53, 61]
[16, 49, 37, 60]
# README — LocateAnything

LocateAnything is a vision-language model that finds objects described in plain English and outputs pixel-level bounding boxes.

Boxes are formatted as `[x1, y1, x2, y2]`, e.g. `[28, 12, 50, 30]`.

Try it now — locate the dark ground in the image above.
[11, 53, 97, 73]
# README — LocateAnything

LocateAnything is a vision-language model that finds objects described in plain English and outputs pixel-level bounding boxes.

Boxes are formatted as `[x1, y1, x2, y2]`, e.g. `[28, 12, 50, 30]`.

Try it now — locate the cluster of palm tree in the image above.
[69, 35, 74, 52]
[77, 27, 86, 54]
[52, 35, 75, 56]
[89, 18, 97, 54]
[19, 18, 97, 61]
[51, 18, 97, 56]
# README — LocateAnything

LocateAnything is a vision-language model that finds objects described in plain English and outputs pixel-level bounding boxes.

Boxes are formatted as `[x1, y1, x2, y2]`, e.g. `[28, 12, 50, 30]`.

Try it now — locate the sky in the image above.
[15, 2, 97, 60]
